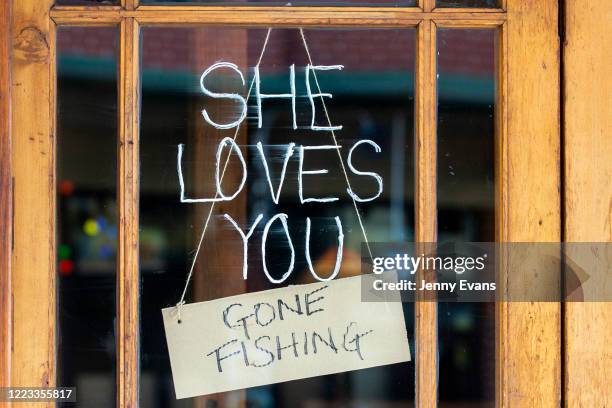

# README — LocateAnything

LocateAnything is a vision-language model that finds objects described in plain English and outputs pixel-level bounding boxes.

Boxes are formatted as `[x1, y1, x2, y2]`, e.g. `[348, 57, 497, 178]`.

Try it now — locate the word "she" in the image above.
[200, 62, 343, 131]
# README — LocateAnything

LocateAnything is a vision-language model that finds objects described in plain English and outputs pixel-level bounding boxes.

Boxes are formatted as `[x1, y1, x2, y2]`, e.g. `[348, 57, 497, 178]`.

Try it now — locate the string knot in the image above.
[176, 300, 186, 324]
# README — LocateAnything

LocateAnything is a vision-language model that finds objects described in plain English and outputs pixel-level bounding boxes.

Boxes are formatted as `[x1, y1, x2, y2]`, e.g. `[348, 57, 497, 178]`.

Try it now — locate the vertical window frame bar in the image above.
[10, 0, 57, 401]
[415, 18, 438, 408]
[118, 17, 140, 408]
[420, 0, 436, 12]
[124, 0, 139, 11]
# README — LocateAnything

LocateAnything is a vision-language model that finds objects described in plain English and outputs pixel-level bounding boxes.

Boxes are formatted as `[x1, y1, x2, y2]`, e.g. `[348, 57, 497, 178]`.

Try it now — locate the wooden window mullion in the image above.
[419, 0, 436, 12]
[415, 18, 438, 408]
[123, 0, 139, 11]
[118, 16, 140, 408]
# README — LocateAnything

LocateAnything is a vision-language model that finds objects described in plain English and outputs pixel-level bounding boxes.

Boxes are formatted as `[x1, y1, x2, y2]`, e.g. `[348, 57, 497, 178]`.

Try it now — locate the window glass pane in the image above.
[140, 27, 415, 407]
[436, 28, 496, 406]
[437, 0, 498, 7]
[57, 27, 118, 407]
[141, 0, 416, 6]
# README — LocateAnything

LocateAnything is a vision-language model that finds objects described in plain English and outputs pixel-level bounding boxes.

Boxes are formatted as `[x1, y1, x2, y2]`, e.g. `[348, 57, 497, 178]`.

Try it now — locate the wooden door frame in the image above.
[563, 1, 611, 405]
[1, 0, 608, 406]
[0, 0, 12, 396]
[9, 0, 57, 402]
[497, 1, 561, 405]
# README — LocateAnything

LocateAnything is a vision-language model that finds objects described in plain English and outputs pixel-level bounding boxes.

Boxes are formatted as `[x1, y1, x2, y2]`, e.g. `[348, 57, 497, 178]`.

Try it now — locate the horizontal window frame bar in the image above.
[50, 6, 506, 26]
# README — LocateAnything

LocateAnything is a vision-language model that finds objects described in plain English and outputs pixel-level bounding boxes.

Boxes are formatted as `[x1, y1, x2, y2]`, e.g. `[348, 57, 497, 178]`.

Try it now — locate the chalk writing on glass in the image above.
[179, 62, 385, 285]
[200, 62, 247, 130]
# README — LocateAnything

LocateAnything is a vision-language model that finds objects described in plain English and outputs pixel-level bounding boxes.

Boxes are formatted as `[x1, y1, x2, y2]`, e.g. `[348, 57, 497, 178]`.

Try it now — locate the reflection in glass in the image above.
[140, 27, 416, 407]
[437, 0, 498, 7]
[57, 27, 118, 407]
[437, 28, 496, 407]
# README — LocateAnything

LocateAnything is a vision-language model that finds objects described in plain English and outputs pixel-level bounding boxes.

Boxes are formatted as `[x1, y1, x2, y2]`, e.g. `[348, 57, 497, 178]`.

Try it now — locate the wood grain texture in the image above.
[419, 0, 435, 12]
[432, 7, 504, 13]
[415, 19, 437, 408]
[433, 19, 503, 28]
[0, 0, 11, 397]
[10, 0, 56, 405]
[118, 17, 140, 408]
[497, 0, 561, 407]
[49, 7, 505, 26]
[563, 0, 612, 406]
[124, 0, 138, 11]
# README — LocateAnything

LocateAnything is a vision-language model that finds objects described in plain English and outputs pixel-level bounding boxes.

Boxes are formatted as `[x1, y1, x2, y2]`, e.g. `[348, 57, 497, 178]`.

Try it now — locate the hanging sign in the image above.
[163, 275, 410, 399]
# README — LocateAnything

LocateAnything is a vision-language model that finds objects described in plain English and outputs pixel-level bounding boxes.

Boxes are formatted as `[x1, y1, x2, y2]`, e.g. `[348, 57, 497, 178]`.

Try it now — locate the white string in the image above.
[176, 27, 377, 322]
[176, 28, 273, 321]
[298, 28, 374, 262]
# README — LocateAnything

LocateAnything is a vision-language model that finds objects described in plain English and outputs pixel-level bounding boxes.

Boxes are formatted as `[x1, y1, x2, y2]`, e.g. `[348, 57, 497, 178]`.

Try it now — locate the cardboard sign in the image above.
[162, 275, 410, 399]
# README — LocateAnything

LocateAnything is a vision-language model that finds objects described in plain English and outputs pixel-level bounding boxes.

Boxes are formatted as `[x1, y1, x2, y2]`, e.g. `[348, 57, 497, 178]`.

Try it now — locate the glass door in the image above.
[7, 0, 564, 406]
